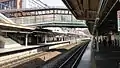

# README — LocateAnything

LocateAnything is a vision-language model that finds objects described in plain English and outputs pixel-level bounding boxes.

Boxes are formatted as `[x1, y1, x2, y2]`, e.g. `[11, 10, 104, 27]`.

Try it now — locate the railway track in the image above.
[0, 52, 48, 68]
[58, 43, 88, 68]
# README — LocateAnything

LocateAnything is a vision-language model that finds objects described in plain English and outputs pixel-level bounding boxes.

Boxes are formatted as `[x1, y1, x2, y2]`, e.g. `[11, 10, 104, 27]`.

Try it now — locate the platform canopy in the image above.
[62, 0, 99, 21]
[96, 0, 120, 35]
[62, 0, 100, 34]
[0, 13, 35, 31]
[62, 0, 120, 35]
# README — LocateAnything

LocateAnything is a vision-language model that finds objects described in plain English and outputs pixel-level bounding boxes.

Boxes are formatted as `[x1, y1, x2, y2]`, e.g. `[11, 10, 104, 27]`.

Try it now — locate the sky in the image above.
[40, 0, 66, 7]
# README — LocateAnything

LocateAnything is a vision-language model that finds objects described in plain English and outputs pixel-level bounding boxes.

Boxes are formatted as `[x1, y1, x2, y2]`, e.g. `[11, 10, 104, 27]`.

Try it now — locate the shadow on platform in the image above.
[94, 43, 120, 68]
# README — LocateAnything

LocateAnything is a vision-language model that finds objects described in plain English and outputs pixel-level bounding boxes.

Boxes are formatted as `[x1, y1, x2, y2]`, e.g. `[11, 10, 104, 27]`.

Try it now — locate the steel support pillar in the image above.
[96, 31, 99, 52]
[25, 34, 28, 46]
[45, 35, 47, 43]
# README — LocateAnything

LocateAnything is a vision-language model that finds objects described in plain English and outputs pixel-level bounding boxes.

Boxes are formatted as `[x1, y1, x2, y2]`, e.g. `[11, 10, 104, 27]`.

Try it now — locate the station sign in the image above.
[117, 10, 120, 31]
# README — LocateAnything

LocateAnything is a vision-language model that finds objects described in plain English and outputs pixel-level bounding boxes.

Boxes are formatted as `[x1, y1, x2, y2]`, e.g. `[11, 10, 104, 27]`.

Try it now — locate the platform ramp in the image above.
[0, 36, 22, 48]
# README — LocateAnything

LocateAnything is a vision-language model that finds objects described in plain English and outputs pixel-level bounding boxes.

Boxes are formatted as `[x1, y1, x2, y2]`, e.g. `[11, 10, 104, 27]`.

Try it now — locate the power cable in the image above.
[37, 0, 50, 8]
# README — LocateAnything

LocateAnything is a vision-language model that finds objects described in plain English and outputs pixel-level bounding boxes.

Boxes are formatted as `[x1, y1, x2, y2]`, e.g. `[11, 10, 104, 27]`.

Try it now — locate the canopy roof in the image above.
[62, 0, 99, 21]
[0, 13, 35, 31]
[62, 0, 100, 34]
[62, 0, 120, 35]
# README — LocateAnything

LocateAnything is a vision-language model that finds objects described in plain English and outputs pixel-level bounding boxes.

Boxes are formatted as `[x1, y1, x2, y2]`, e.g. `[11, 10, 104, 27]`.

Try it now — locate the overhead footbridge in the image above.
[0, 7, 72, 17]
[19, 21, 87, 28]
[0, 7, 87, 29]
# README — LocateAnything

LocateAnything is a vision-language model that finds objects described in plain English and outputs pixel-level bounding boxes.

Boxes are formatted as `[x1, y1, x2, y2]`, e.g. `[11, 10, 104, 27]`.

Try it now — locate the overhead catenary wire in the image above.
[32, 0, 46, 8]
[37, 0, 50, 8]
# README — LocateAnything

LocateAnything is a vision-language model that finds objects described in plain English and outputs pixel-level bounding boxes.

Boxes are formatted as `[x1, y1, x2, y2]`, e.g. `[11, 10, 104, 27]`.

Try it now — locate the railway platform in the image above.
[94, 43, 120, 68]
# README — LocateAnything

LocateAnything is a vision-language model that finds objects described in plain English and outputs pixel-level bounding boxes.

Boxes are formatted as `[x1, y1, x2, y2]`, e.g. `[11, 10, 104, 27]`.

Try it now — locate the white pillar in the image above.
[96, 31, 99, 52]
[25, 34, 28, 46]
[45, 35, 47, 43]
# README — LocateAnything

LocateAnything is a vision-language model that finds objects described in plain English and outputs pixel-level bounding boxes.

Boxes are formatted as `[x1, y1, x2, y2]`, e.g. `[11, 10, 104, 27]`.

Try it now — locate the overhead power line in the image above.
[32, 0, 46, 8]
[37, 0, 50, 8]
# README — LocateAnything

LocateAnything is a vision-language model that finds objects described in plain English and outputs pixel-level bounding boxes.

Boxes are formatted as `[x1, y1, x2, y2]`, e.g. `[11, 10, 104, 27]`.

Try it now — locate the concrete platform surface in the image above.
[77, 40, 92, 68]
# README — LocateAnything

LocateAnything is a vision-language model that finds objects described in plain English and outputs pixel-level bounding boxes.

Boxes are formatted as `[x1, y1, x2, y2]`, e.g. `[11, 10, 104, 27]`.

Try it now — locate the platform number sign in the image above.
[117, 11, 120, 31]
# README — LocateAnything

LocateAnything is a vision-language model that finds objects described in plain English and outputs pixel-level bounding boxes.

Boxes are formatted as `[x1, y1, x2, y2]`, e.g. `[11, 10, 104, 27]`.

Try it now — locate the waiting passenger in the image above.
[99, 38, 102, 44]
[115, 39, 117, 47]
[103, 38, 107, 47]
[108, 39, 112, 47]
[117, 40, 119, 47]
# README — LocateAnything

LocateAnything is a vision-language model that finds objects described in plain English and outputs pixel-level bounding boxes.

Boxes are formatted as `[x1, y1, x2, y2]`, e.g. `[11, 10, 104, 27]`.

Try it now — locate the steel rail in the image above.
[71, 43, 88, 68]
[59, 43, 88, 68]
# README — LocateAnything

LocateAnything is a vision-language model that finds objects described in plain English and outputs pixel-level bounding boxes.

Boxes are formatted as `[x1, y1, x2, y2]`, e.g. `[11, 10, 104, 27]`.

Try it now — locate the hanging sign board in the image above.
[117, 11, 120, 31]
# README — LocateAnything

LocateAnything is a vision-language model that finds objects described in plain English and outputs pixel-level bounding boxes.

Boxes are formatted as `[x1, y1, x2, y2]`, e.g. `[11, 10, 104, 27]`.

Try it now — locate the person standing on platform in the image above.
[115, 39, 117, 47]
[108, 39, 112, 47]
[103, 37, 107, 47]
